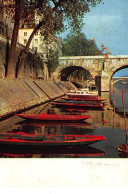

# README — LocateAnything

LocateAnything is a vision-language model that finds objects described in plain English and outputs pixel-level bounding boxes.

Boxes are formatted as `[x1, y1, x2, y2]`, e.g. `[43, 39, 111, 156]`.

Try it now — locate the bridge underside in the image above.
[60, 66, 92, 81]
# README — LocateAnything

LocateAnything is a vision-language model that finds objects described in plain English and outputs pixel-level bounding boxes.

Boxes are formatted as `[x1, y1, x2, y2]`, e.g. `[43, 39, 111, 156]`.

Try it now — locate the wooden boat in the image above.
[67, 86, 99, 100]
[53, 99, 103, 105]
[51, 101, 105, 109]
[62, 96, 105, 102]
[65, 108, 87, 112]
[15, 113, 91, 121]
[0, 132, 106, 147]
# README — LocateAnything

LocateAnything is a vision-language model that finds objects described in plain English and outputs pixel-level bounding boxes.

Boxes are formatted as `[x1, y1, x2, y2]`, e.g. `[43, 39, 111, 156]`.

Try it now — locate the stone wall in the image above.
[0, 35, 43, 78]
[0, 79, 77, 119]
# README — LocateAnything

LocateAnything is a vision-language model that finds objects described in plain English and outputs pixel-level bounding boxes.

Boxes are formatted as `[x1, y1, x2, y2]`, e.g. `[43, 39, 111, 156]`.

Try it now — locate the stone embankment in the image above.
[0, 79, 77, 120]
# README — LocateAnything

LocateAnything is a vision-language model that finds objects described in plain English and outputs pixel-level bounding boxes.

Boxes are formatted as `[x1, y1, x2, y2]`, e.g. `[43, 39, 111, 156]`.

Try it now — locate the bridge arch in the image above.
[110, 65, 128, 86]
[111, 64, 128, 77]
[53, 65, 93, 81]
[52, 55, 128, 91]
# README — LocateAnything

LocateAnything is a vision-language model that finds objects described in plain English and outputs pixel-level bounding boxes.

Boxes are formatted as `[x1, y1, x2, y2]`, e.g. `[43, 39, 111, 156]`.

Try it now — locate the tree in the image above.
[62, 32, 101, 56]
[2, 0, 36, 78]
[47, 48, 59, 78]
[2, 0, 102, 78]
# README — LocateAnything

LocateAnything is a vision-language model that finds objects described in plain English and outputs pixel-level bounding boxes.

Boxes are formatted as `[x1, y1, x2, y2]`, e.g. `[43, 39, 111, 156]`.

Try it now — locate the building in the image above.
[18, 24, 41, 53]
[18, 23, 61, 57]
[0, 0, 13, 38]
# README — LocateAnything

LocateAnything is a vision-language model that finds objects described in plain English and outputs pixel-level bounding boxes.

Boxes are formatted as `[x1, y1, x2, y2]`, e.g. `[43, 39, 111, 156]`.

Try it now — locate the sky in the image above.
[60, 0, 128, 77]
[83, 0, 128, 56]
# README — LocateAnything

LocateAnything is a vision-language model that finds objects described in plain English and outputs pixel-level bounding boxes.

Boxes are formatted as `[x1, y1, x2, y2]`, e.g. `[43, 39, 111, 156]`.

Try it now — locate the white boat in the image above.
[67, 86, 99, 100]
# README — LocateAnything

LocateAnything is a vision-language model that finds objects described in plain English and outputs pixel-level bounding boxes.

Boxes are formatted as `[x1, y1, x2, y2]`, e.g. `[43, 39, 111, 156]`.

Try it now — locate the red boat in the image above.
[62, 96, 105, 102]
[15, 113, 91, 121]
[0, 132, 106, 147]
[51, 101, 105, 109]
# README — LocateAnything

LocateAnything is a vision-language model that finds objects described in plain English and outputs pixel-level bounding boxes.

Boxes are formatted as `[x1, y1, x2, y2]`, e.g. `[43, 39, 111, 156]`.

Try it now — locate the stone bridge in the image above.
[52, 55, 128, 91]
[112, 77, 128, 85]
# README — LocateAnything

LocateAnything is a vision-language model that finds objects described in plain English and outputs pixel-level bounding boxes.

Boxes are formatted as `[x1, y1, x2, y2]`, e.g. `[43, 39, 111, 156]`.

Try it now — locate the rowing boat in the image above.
[15, 113, 91, 121]
[0, 132, 106, 147]
[51, 101, 105, 109]
[61, 96, 105, 102]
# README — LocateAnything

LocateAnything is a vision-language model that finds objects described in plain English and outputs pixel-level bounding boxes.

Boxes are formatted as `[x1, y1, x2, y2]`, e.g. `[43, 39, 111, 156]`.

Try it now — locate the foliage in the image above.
[69, 68, 92, 81]
[47, 48, 59, 78]
[99, 43, 111, 59]
[2, 0, 102, 78]
[62, 32, 101, 56]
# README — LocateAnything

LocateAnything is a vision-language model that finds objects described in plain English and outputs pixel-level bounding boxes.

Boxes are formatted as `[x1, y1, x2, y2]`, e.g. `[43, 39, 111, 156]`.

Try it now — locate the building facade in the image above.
[0, 0, 13, 38]
[18, 25, 61, 57]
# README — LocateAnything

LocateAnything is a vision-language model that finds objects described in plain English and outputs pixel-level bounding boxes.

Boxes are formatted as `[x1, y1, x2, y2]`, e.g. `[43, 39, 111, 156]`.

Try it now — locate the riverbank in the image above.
[0, 79, 77, 120]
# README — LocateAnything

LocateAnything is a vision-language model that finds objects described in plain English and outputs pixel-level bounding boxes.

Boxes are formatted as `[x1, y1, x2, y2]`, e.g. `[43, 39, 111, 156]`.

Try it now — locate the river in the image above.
[0, 80, 128, 158]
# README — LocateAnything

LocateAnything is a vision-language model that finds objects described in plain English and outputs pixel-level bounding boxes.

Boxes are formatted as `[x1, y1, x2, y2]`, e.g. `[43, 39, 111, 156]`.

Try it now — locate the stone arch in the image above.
[52, 65, 93, 81]
[52, 55, 128, 91]
[108, 64, 128, 89]
[111, 64, 128, 77]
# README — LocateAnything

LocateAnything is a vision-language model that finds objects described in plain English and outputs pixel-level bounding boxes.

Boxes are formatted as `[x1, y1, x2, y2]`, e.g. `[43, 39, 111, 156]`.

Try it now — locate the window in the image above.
[0, 26, 4, 35]
[24, 32, 27, 36]
[34, 39, 38, 44]
[35, 31, 38, 36]
[24, 39, 27, 44]
[34, 47, 38, 52]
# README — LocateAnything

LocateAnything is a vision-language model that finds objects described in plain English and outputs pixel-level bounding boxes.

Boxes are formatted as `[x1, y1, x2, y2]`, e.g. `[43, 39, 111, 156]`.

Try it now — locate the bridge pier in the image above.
[95, 70, 110, 92]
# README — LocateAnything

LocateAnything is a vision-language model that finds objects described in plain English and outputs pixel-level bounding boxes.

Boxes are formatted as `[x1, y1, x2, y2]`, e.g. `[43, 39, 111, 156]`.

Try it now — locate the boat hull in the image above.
[0, 133, 106, 148]
[62, 97, 104, 102]
[67, 94, 98, 99]
[15, 113, 91, 121]
[51, 102, 105, 109]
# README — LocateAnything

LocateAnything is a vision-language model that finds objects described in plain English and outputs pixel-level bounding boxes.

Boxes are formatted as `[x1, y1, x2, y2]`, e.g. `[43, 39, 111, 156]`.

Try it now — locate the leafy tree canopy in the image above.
[62, 32, 101, 56]
[1, 0, 102, 78]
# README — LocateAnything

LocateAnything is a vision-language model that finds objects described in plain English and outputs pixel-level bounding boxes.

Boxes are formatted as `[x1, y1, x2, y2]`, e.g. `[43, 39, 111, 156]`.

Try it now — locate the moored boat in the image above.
[51, 101, 105, 109]
[0, 132, 106, 147]
[67, 86, 99, 100]
[15, 113, 91, 121]
[61, 96, 105, 102]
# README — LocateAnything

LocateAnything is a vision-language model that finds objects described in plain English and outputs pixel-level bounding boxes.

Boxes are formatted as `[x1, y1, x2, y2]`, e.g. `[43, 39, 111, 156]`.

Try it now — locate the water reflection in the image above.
[0, 145, 105, 158]
[15, 120, 93, 135]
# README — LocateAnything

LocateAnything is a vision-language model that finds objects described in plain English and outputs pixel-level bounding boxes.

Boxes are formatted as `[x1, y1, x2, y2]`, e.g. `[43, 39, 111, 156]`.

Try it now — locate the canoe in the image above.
[54, 100, 103, 104]
[62, 96, 105, 102]
[15, 113, 91, 121]
[0, 132, 106, 147]
[51, 101, 105, 109]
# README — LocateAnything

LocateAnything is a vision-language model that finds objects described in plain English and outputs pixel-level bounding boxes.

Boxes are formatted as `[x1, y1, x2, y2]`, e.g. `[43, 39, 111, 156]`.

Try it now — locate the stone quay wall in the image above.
[0, 35, 43, 79]
[0, 79, 77, 119]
